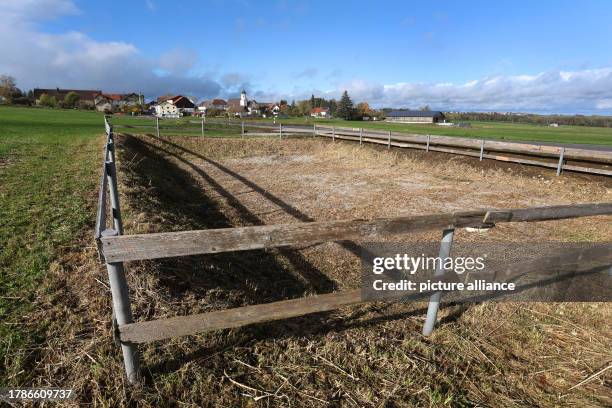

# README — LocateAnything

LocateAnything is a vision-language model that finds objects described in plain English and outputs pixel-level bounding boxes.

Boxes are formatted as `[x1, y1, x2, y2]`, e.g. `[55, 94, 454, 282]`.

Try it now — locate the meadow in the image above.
[271, 117, 612, 145]
[0, 106, 610, 406]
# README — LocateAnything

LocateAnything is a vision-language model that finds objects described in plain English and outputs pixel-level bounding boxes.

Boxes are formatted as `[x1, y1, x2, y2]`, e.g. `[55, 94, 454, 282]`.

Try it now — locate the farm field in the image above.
[1, 106, 612, 406]
[235, 116, 612, 146]
[109, 114, 612, 146]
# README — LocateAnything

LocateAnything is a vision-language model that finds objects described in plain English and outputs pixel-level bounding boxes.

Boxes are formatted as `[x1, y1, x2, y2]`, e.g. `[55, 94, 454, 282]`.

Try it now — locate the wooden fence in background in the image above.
[98, 117, 612, 383]
[110, 117, 612, 177]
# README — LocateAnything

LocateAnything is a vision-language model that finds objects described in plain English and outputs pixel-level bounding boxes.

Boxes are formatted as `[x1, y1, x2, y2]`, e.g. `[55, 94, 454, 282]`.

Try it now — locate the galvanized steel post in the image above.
[102, 229, 140, 384]
[156, 117, 160, 137]
[479, 140, 485, 161]
[105, 144, 123, 235]
[556, 147, 565, 176]
[313, 123, 316, 137]
[279, 123, 283, 139]
[332, 127, 335, 142]
[388, 130, 391, 149]
[426, 134, 430, 152]
[423, 228, 455, 336]
[201, 119, 204, 137]
[241, 121, 244, 138]
[359, 128, 363, 145]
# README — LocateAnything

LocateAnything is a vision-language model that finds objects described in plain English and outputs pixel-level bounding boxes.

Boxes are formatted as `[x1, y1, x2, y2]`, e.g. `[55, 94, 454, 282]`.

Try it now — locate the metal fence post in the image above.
[423, 228, 455, 336]
[556, 147, 565, 176]
[480, 140, 485, 161]
[105, 146, 123, 235]
[102, 229, 140, 384]
[201, 118, 204, 137]
[359, 128, 363, 145]
[313, 123, 316, 137]
[156, 117, 160, 137]
[388, 130, 391, 149]
[279, 123, 283, 139]
[241, 121, 244, 138]
[332, 126, 335, 142]
[426, 134, 430, 152]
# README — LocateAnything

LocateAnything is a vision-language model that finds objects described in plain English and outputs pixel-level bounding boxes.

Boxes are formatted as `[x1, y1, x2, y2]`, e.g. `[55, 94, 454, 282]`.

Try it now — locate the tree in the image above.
[63, 91, 80, 108]
[356, 102, 372, 118]
[297, 100, 312, 116]
[329, 99, 337, 115]
[39, 93, 58, 108]
[0, 75, 18, 103]
[336, 90, 354, 120]
[419, 104, 431, 111]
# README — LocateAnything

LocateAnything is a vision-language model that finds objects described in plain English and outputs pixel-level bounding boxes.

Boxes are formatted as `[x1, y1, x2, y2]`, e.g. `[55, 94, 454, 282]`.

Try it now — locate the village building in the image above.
[198, 99, 228, 112]
[93, 93, 144, 112]
[310, 107, 330, 118]
[226, 90, 265, 117]
[385, 110, 445, 123]
[154, 95, 196, 118]
[32, 88, 101, 107]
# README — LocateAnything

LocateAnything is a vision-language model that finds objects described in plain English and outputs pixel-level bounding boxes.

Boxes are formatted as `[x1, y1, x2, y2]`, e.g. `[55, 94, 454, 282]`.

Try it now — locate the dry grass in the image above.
[26, 134, 611, 407]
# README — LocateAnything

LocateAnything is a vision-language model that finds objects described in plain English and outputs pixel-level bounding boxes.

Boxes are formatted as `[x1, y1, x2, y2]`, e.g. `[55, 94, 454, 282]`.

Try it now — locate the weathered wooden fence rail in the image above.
[98, 117, 612, 383]
[109, 117, 612, 176]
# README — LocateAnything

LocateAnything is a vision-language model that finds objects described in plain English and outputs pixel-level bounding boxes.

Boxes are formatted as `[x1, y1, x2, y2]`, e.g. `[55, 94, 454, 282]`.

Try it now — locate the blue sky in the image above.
[2, 0, 612, 113]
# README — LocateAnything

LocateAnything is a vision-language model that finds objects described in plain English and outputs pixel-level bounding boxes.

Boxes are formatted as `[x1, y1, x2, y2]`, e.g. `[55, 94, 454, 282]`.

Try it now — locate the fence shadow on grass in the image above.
[119, 133, 465, 377]
[120, 135, 336, 304]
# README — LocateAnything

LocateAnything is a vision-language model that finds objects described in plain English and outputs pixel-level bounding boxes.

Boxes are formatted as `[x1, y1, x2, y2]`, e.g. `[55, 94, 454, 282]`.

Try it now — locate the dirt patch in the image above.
[27, 134, 612, 406]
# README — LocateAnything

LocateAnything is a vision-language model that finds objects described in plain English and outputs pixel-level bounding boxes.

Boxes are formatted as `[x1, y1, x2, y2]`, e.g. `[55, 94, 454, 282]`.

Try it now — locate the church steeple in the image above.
[240, 89, 247, 107]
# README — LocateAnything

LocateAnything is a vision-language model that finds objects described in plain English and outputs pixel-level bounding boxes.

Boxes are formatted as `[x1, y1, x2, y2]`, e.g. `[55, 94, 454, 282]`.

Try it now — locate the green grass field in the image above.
[0, 106, 104, 383]
[267, 117, 612, 145]
[1, 106, 610, 405]
[77, 109, 612, 145]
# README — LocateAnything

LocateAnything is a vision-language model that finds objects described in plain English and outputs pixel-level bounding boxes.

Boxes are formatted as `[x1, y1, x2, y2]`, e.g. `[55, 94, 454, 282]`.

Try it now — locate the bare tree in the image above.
[0, 75, 17, 103]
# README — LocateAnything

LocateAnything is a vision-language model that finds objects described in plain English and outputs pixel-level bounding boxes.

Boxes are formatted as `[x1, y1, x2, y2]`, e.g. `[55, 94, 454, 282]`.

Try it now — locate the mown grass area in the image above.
[107, 113, 612, 145]
[225, 116, 612, 145]
[0, 106, 104, 384]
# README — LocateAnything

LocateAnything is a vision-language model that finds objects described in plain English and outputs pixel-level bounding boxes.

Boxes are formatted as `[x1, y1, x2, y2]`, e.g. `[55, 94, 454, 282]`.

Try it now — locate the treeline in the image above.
[446, 112, 612, 128]
[0, 75, 91, 109]
[279, 91, 384, 120]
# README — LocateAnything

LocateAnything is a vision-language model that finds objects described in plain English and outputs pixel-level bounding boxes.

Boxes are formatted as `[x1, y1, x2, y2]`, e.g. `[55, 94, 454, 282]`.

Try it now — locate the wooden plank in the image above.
[101, 203, 612, 263]
[320, 128, 612, 164]
[120, 243, 612, 344]
[321, 132, 611, 175]
[102, 211, 483, 262]
[120, 289, 365, 343]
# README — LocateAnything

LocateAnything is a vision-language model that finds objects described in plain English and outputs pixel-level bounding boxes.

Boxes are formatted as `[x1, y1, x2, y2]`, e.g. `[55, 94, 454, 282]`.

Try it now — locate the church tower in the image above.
[240, 89, 247, 107]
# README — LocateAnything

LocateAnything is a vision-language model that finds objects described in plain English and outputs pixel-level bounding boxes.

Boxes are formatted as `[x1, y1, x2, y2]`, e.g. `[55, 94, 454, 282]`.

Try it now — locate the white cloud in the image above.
[145, 0, 157, 12]
[295, 68, 318, 79]
[0, 0, 221, 99]
[327, 68, 612, 113]
[158, 48, 198, 75]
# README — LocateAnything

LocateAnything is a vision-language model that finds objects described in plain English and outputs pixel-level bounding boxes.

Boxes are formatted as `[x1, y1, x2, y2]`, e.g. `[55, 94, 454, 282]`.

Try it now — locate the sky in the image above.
[2, 0, 612, 114]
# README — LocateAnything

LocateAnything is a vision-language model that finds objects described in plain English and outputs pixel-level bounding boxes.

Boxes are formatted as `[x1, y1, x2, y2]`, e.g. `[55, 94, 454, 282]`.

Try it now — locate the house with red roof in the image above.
[154, 95, 196, 118]
[310, 107, 330, 118]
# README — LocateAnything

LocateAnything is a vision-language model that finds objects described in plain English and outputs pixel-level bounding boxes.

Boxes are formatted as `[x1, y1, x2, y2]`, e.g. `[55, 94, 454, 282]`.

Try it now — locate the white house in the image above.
[154, 95, 196, 118]
[155, 100, 180, 118]
[311, 107, 330, 117]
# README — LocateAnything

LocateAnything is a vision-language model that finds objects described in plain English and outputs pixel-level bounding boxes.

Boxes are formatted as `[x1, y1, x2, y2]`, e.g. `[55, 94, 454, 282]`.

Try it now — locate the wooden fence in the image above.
[98, 117, 612, 383]
[110, 117, 612, 177]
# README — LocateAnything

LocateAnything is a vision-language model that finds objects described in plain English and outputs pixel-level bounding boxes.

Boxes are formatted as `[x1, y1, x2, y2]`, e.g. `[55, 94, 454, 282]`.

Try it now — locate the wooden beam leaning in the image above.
[101, 203, 612, 263]
[119, 242, 612, 344]
[120, 289, 363, 343]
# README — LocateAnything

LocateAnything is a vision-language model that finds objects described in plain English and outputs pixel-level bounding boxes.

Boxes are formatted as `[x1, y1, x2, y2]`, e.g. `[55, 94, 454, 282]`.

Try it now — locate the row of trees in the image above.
[0, 74, 87, 109]
[446, 111, 612, 128]
[274, 91, 383, 120]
